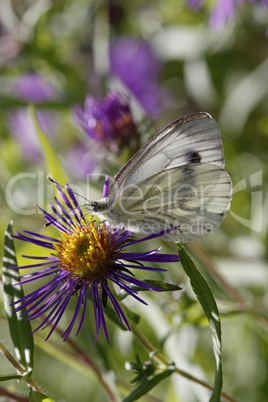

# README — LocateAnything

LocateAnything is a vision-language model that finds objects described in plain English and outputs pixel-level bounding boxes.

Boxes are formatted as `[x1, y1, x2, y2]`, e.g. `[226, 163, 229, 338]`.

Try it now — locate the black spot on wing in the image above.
[187, 151, 202, 164]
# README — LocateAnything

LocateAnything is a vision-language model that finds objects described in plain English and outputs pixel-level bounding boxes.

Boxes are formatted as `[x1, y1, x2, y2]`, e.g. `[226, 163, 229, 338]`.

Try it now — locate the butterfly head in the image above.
[88, 198, 109, 213]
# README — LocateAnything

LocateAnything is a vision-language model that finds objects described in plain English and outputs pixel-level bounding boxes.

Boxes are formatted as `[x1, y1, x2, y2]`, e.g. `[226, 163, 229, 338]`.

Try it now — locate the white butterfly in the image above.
[90, 112, 232, 242]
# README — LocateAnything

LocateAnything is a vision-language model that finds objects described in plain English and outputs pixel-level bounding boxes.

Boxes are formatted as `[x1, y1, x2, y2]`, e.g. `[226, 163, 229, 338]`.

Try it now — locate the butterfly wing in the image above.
[94, 113, 232, 242]
[108, 164, 232, 242]
[107, 112, 225, 201]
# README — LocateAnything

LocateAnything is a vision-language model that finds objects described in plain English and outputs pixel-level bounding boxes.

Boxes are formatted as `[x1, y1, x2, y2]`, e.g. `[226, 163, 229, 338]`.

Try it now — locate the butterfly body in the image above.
[90, 112, 232, 242]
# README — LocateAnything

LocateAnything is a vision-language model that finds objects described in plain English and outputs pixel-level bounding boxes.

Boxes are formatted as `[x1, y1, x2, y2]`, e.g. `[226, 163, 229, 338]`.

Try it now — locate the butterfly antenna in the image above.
[44, 177, 98, 228]
[48, 177, 93, 204]
[44, 203, 90, 228]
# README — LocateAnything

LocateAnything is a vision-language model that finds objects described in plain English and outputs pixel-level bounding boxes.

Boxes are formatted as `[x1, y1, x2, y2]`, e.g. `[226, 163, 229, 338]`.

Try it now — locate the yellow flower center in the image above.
[53, 220, 111, 280]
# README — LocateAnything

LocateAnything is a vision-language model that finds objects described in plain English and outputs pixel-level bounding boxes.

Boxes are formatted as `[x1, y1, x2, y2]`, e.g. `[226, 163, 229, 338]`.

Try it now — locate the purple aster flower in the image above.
[73, 92, 137, 153]
[12, 179, 179, 343]
[110, 37, 163, 115]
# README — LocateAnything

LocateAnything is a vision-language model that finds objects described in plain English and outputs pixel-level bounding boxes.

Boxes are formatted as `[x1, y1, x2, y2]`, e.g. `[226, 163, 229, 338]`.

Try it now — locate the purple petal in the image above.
[111, 270, 163, 292]
[63, 282, 85, 340]
[76, 284, 89, 336]
[19, 267, 59, 279]
[92, 281, 101, 339]
[66, 183, 84, 219]
[209, 0, 236, 29]
[46, 203, 71, 232]
[54, 180, 81, 225]
[35, 203, 70, 233]
[54, 196, 74, 227]
[110, 262, 166, 272]
[45, 280, 80, 340]
[14, 73, 60, 102]
[102, 280, 130, 330]
[23, 231, 58, 242]
[13, 232, 55, 249]
[103, 174, 110, 197]
[107, 273, 147, 304]
[110, 37, 162, 114]
[117, 251, 179, 263]
[11, 260, 58, 269]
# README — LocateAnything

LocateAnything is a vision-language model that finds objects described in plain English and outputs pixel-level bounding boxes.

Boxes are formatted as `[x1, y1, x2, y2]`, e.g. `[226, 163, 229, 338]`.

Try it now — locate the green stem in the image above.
[0, 342, 42, 393]
[130, 323, 238, 402]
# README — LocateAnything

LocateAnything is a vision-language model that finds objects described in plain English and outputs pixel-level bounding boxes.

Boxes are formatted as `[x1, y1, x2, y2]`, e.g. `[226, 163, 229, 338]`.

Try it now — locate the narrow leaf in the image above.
[135, 280, 181, 292]
[123, 366, 175, 402]
[29, 104, 68, 186]
[2, 221, 34, 376]
[119, 280, 181, 300]
[104, 305, 129, 331]
[0, 374, 23, 382]
[178, 243, 222, 402]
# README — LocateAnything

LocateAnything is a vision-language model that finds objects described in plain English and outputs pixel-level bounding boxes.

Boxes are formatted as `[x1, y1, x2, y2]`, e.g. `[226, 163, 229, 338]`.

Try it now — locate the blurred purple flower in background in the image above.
[8, 109, 55, 162]
[73, 92, 137, 153]
[14, 72, 58, 102]
[8, 73, 59, 163]
[185, 0, 268, 30]
[209, 0, 238, 28]
[209, 0, 268, 29]
[110, 37, 163, 115]
[186, 0, 204, 10]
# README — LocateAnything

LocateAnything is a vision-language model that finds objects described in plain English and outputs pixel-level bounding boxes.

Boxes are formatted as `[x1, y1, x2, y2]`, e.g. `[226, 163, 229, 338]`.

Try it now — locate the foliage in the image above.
[1, 1, 268, 401]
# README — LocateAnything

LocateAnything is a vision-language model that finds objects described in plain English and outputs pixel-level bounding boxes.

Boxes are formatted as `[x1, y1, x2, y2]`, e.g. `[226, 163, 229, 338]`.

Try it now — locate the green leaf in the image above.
[178, 243, 222, 402]
[29, 104, 68, 186]
[123, 304, 141, 325]
[29, 389, 55, 402]
[137, 280, 181, 292]
[122, 365, 175, 402]
[104, 304, 129, 331]
[0, 374, 23, 382]
[2, 221, 34, 376]
[119, 280, 181, 300]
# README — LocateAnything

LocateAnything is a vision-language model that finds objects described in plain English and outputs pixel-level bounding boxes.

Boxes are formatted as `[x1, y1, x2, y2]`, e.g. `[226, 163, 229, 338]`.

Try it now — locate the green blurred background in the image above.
[0, 1, 268, 401]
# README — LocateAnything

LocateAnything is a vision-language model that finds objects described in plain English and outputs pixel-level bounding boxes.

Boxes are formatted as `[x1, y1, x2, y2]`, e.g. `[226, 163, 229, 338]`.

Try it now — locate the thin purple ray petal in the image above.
[94, 286, 109, 343]
[66, 183, 84, 219]
[23, 231, 59, 242]
[76, 284, 89, 336]
[11, 261, 58, 269]
[13, 232, 55, 249]
[63, 282, 85, 340]
[102, 280, 130, 330]
[92, 281, 101, 340]
[110, 262, 166, 272]
[103, 174, 110, 197]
